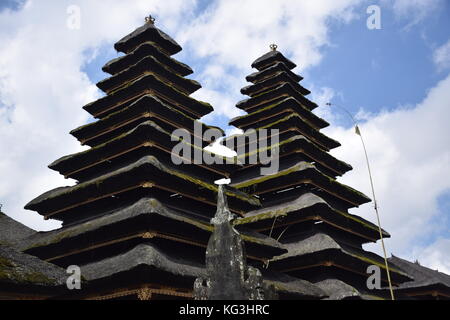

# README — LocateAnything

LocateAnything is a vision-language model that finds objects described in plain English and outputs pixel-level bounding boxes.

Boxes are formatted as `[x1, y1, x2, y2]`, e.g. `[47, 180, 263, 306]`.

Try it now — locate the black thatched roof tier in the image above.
[97, 55, 201, 95]
[21, 197, 285, 264]
[231, 161, 371, 208]
[81, 243, 203, 284]
[235, 114, 339, 152]
[235, 192, 389, 243]
[389, 256, 450, 299]
[114, 22, 181, 55]
[246, 62, 303, 84]
[0, 212, 35, 248]
[236, 82, 318, 112]
[241, 71, 311, 97]
[262, 270, 327, 299]
[103, 41, 193, 76]
[315, 279, 385, 300]
[71, 95, 223, 148]
[232, 97, 328, 131]
[79, 243, 324, 299]
[269, 232, 411, 285]
[251, 50, 296, 71]
[0, 244, 66, 287]
[232, 135, 351, 178]
[54, 121, 234, 182]
[83, 73, 213, 119]
[230, 107, 338, 151]
[26, 155, 260, 220]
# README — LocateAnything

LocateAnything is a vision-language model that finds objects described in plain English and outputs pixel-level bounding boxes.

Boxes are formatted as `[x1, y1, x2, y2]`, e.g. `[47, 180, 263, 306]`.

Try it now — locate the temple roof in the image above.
[21, 197, 206, 251]
[0, 244, 66, 287]
[81, 242, 325, 299]
[232, 161, 371, 208]
[236, 82, 319, 112]
[21, 197, 285, 262]
[83, 73, 213, 119]
[389, 255, 450, 290]
[230, 111, 339, 151]
[270, 232, 411, 284]
[315, 279, 384, 300]
[246, 62, 303, 84]
[53, 120, 230, 182]
[251, 50, 296, 71]
[114, 21, 182, 55]
[277, 232, 356, 258]
[70, 95, 224, 152]
[97, 55, 201, 95]
[241, 71, 311, 97]
[262, 270, 327, 299]
[103, 41, 193, 76]
[81, 243, 204, 282]
[234, 135, 351, 177]
[235, 192, 389, 242]
[0, 212, 35, 248]
[26, 155, 260, 219]
[231, 97, 329, 130]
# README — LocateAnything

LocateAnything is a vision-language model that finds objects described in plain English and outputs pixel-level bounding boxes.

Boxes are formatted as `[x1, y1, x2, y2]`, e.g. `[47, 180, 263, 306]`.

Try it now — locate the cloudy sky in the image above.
[0, 0, 449, 273]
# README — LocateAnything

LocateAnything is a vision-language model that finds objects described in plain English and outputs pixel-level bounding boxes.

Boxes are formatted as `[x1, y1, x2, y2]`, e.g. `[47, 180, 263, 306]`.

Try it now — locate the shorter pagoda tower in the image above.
[226, 46, 412, 299]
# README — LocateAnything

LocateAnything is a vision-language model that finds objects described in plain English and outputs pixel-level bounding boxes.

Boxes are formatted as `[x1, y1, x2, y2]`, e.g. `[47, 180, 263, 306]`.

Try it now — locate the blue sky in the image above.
[0, 0, 449, 273]
[312, 2, 450, 116]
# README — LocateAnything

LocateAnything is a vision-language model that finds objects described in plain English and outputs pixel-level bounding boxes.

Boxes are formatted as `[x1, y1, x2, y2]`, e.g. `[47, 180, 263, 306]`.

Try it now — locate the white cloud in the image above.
[204, 140, 237, 158]
[412, 238, 450, 274]
[225, 127, 244, 137]
[193, 85, 243, 120]
[388, 0, 444, 29]
[0, 0, 195, 230]
[324, 74, 450, 271]
[433, 39, 450, 72]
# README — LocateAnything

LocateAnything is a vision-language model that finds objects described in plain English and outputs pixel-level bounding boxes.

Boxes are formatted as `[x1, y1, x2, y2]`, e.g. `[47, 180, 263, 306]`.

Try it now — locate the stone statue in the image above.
[194, 185, 274, 300]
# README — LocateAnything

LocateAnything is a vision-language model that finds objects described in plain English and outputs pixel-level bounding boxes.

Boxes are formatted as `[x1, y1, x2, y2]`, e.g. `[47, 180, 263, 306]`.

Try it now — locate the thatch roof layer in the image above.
[251, 50, 296, 71]
[0, 244, 66, 286]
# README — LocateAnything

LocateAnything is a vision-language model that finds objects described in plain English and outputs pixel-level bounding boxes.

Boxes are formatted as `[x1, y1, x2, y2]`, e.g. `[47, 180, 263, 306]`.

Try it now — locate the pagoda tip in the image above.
[145, 15, 155, 25]
[270, 43, 278, 51]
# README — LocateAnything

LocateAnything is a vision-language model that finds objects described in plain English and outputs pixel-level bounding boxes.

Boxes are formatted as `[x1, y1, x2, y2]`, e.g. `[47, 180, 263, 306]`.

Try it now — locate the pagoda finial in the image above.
[145, 15, 155, 25]
[269, 43, 278, 51]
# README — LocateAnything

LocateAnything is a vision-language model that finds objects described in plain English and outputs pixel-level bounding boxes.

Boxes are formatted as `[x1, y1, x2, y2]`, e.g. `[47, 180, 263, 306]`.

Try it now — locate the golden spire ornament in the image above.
[145, 15, 155, 24]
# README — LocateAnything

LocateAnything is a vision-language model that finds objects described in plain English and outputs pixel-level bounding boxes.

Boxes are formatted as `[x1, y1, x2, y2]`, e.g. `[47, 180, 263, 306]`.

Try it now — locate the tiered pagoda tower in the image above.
[20, 18, 330, 300]
[20, 18, 290, 300]
[227, 47, 412, 299]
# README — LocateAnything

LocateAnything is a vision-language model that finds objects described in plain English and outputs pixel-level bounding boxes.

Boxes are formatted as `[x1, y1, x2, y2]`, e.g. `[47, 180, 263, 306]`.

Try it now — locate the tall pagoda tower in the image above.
[227, 46, 412, 299]
[19, 17, 289, 300]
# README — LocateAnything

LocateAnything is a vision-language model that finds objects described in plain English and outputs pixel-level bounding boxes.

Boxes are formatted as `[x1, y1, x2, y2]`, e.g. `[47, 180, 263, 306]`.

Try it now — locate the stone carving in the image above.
[194, 185, 274, 300]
